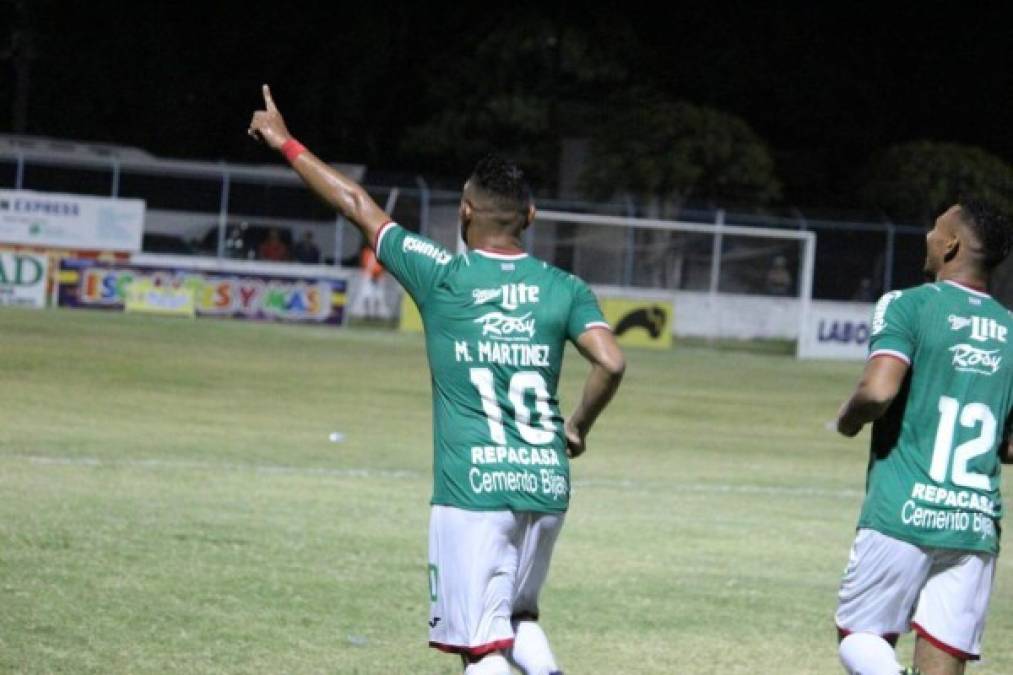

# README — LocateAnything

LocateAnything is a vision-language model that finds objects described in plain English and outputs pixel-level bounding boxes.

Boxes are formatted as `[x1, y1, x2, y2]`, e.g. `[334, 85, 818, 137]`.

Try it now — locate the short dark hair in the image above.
[469, 154, 532, 211]
[958, 197, 1012, 270]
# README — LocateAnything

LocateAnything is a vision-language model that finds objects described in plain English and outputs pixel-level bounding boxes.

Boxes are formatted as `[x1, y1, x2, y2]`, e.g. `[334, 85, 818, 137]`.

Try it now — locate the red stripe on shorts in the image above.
[912, 622, 979, 661]
[836, 625, 899, 647]
[429, 638, 515, 657]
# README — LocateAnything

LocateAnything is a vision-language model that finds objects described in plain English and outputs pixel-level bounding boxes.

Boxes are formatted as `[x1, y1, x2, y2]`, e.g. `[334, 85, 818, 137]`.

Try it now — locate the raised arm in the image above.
[248, 84, 390, 246]
[836, 355, 909, 437]
[564, 328, 626, 458]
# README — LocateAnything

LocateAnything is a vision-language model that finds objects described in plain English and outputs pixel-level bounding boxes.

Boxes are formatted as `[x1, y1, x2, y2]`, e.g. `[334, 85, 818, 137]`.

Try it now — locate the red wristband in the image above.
[281, 139, 307, 163]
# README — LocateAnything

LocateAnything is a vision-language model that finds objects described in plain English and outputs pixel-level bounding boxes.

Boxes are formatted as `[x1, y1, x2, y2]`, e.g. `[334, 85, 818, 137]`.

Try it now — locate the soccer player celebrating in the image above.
[834, 199, 1013, 675]
[249, 85, 625, 675]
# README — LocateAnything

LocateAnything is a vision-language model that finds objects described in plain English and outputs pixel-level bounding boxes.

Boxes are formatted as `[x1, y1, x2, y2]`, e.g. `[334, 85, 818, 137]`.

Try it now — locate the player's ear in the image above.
[523, 204, 536, 230]
[460, 199, 473, 225]
[943, 235, 960, 263]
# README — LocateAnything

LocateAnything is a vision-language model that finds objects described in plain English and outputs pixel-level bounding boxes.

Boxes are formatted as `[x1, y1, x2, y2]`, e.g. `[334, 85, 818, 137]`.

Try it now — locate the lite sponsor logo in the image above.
[428, 617, 441, 628]
[472, 283, 540, 310]
[948, 314, 1007, 343]
[871, 290, 902, 335]
[474, 311, 536, 338]
[949, 343, 1002, 375]
[948, 315, 972, 331]
[402, 236, 452, 265]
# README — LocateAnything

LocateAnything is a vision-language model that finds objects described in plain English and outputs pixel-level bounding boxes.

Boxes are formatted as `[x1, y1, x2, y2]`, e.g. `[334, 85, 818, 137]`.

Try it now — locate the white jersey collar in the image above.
[473, 249, 528, 261]
[944, 280, 990, 298]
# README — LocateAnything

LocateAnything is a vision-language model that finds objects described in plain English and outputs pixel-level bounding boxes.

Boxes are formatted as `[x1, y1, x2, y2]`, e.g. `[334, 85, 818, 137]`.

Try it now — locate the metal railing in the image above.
[0, 141, 926, 301]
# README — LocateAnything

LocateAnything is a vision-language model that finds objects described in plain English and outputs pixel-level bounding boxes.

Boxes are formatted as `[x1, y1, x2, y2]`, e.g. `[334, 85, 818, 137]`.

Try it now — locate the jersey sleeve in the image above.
[566, 277, 610, 342]
[374, 222, 453, 306]
[868, 289, 920, 364]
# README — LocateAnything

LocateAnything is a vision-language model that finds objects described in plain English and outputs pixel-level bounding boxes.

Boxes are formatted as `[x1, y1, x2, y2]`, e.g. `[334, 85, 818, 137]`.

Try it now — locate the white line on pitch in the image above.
[9, 454, 863, 500]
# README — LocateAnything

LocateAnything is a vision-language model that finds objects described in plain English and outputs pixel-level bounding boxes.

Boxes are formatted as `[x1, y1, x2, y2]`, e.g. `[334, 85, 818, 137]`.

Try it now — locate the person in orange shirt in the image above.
[355, 244, 388, 318]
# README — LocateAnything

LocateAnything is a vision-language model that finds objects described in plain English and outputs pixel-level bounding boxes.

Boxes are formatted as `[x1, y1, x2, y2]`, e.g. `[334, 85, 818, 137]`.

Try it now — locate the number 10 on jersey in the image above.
[469, 368, 556, 445]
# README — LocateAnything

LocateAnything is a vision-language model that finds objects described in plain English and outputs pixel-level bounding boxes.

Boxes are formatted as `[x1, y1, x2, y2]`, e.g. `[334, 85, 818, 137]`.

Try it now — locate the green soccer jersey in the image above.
[375, 223, 608, 513]
[858, 280, 1013, 554]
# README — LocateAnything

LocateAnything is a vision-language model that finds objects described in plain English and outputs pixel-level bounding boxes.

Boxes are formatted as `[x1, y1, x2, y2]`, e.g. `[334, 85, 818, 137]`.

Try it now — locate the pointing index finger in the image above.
[262, 84, 277, 111]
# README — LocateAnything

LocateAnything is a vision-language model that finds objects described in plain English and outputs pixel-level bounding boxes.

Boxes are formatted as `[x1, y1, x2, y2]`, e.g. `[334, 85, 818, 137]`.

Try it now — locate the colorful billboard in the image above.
[57, 259, 347, 325]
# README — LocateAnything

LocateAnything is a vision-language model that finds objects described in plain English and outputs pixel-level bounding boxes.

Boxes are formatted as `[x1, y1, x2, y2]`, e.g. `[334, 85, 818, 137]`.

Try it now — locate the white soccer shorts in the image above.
[835, 528, 996, 661]
[427, 505, 564, 657]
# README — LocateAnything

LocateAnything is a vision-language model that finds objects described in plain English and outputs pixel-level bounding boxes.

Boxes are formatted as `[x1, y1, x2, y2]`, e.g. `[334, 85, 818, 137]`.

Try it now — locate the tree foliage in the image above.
[580, 100, 781, 213]
[401, 9, 639, 186]
[860, 141, 1013, 224]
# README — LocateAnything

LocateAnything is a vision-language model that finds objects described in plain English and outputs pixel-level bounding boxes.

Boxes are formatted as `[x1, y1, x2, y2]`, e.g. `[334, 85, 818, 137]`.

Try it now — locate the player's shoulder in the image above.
[382, 223, 457, 264]
[898, 282, 941, 299]
[930, 280, 1011, 317]
[870, 284, 935, 335]
[875, 283, 938, 309]
[527, 257, 594, 293]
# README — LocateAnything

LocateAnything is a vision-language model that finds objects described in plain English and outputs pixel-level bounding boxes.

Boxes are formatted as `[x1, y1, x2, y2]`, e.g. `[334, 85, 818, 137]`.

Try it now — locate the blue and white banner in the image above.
[0, 189, 144, 252]
[797, 301, 875, 360]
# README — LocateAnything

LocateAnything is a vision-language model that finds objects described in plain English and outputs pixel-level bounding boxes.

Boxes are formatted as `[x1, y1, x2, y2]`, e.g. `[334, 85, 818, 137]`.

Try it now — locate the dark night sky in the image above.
[2, 2, 1010, 209]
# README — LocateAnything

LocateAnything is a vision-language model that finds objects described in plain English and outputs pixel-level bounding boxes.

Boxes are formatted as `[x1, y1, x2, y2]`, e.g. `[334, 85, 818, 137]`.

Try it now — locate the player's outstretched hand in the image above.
[248, 84, 292, 150]
[564, 419, 586, 458]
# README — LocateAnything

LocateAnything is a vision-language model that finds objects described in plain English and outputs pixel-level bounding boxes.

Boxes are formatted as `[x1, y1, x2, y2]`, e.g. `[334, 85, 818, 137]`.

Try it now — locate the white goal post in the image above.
[532, 209, 817, 356]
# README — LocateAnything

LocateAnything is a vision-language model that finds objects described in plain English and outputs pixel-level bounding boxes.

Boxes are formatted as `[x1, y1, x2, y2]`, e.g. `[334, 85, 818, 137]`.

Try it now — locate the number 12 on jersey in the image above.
[930, 395, 995, 490]
[469, 367, 556, 445]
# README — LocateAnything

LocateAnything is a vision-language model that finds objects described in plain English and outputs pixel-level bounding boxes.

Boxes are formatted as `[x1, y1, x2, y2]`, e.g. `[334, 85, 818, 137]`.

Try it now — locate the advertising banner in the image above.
[124, 279, 197, 318]
[399, 292, 423, 333]
[797, 301, 875, 360]
[0, 251, 48, 308]
[599, 297, 673, 349]
[0, 189, 144, 252]
[57, 259, 347, 325]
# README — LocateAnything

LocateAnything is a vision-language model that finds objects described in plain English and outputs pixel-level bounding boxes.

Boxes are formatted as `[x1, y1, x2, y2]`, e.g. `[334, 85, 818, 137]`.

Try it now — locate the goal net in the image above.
[527, 209, 817, 353]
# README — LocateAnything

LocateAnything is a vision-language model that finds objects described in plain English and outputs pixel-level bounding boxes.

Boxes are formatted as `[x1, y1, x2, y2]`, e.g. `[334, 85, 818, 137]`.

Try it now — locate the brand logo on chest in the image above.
[472, 283, 540, 310]
[948, 314, 1007, 343]
[474, 311, 536, 338]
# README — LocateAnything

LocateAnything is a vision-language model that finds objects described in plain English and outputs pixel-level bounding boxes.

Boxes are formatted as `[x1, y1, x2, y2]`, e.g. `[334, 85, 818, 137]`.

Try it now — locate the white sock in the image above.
[506, 620, 560, 675]
[839, 632, 902, 674]
[464, 653, 510, 675]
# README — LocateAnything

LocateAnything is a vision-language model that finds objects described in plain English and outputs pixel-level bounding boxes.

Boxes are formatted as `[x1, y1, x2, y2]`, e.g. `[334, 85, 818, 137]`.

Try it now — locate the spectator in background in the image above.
[353, 243, 389, 318]
[258, 227, 289, 261]
[765, 255, 792, 295]
[293, 230, 321, 264]
[852, 277, 875, 301]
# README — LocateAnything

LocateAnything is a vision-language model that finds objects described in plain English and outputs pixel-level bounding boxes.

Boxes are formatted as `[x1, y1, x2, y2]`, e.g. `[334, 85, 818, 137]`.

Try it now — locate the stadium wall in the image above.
[593, 285, 873, 358]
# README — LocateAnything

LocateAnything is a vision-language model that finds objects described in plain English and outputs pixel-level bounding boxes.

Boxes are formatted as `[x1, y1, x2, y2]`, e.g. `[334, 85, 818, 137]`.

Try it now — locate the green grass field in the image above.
[2, 307, 1012, 674]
